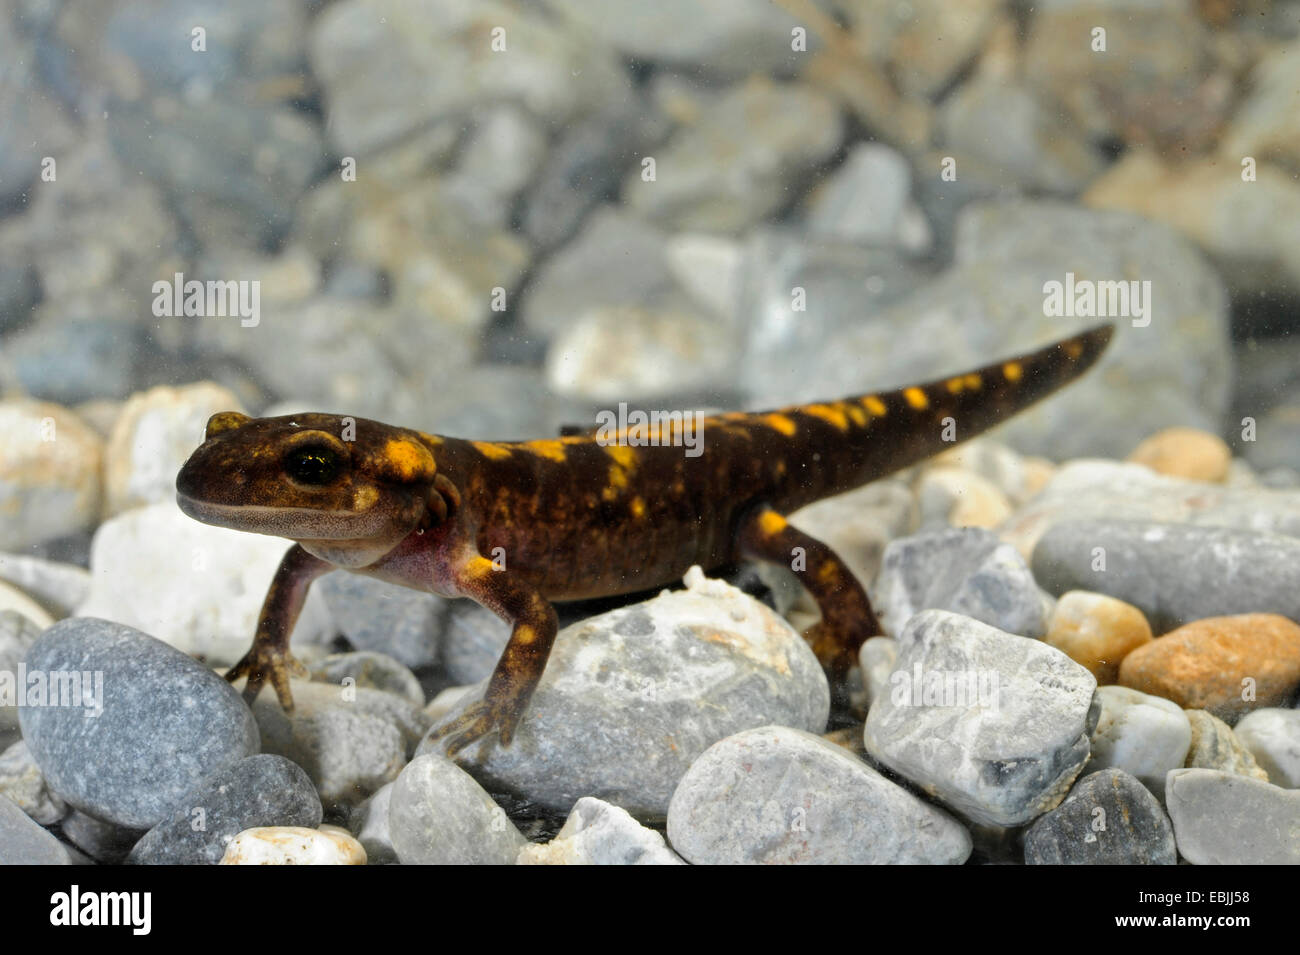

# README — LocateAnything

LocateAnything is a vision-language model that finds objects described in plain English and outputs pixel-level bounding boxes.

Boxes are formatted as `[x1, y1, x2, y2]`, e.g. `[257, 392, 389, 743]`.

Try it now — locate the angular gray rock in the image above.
[347, 781, 397, 865]
[1032, 520, 1300, 632]
[863, 610, 1098, 827]
[1024, 768, 1176, 865]
[668, 725, 971, 864]
[876, 527, 1051, 639]
[1165, 768, 1300, 864]
[389, 754, 526, 865]
[128, 754, 323, 865]
[422, 568, 829, 818]
[19, 618, 260, 829]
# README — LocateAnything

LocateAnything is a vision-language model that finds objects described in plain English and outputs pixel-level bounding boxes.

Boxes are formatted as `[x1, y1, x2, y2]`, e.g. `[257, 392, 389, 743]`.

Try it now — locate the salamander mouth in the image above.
[175, 493, 380, 540]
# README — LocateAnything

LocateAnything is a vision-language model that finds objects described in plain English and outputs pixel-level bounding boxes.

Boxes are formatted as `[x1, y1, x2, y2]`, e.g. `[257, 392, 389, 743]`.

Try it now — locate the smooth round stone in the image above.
[310, 651, 425, 706]
[518, 797, 684, 866]
[0, 789, 77, 865]
[1089, 686, 1191, 799]
[1182, 709, 1268, 781]
[128, 754, 323, 865]
[1045, 591, 1153, 685]
[59, 809, 142, 864]
[0, 552, 90, 618]
[219, 825, 366, 865]
[1127, 427, 1231, 483]
[1233, 709, 1300, 788]
[668, 725, 971, 864]
[1165, 769, 1300, 864]
[318, 571, 443, 670]
[0, 579, 52, 630]
[914, 467, 1012, 530]
[0, 610, 42, 735]
[19, 618, 260, 829]
[1118, 613, 1300, 724]
[389, 754, 527, 865]
[1024, 768, 1176, 865]
[346, 781, 397, 865]
[423, 568, 829, 818]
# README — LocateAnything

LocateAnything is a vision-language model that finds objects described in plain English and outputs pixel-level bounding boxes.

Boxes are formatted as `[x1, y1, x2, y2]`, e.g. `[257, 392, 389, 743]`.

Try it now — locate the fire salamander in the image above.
[175, 324, 1113, 754]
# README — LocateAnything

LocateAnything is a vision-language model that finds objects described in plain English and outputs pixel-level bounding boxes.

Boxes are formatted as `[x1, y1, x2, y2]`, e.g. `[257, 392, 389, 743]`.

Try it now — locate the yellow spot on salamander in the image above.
[473, 441, 513, 461]
[762, 414, 798, 437]
[465, 556, 496, 580]
[904, 387, 929, 410]
[526, 440, 568, 463]
[1003, 361, 1023, 383]
[514, 625, 536, 645]
[817, 562, 839, 585]
[758, 511, 788, 537]
[945, 377, 965, 395]
[1065, 340, 1083, 359]
[383, 439, 434, 480]
[863, 395, 887, 416]
[603, 445, 639, 489]
[845, 404, 867, 427]
[964, 373, 982, 390]
[630, 496, 646, 518]
[352, 485, 379, 510]
[803, 404, 850, 430]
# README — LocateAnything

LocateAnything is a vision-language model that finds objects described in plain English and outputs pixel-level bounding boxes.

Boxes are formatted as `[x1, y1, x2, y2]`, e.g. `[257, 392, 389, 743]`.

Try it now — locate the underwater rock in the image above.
[1023, 768, 1176, 865]
[1165, 768, 1300, 864]
[863, 610, 1098, 827]
[1044, 590, 1153, 685]
[1232, 709, 1300, 788]
[668, 725, 971, 864]
[1088, 686, 1191, 799]
[389, 754, 526, 865]
[220, 825, 365, 865]
[519, 797, 684, 866]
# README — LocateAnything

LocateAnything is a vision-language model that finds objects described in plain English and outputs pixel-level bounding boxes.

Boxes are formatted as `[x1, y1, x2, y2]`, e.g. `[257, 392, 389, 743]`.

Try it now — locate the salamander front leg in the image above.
[427, 558, 558, 757]
[225, 544, 332, 711]
[738, 505, 882, 706]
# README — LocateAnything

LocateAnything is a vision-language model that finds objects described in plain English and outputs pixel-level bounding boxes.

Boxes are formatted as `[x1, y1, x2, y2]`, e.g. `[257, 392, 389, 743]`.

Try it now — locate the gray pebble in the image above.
[1165, 768, 1300, 864]
[876, 527, 1051, 639]
[1024, 769, 1176, 865]
[519, 797, 684, 866]
[0, 552, 90, 618]
[128, 754, 322, 865]
[1233, 709, 1300, 788]
[19, 618, 260, 829]
[0, 610, 42, 735]
[0, 792, 78, 865]
[438, 600, 509, 685]
[388, 754, 526, 865]
[347, 781, 397, 865]
[318, 571, 443, 670]
[1032, 520, 1300, 633]
[1183, 710, 1269, 781]
[423, 569, 829, 818]
[1088, 686, 1191, 799]
[668, 725, 971, 864]
[864, 610, 1098, 827]
[0, 740, 66, 826]
[310, 651, 425, 707]
[59, 810, 142, 864]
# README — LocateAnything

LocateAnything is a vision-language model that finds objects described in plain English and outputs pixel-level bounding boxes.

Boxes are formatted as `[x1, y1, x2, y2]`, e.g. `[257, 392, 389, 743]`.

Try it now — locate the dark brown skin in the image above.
[176, 324, 1114, 755]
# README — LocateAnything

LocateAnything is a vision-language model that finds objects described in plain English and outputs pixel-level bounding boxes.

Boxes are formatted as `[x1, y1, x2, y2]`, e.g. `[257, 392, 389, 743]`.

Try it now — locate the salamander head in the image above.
[176, 412, 441, 555]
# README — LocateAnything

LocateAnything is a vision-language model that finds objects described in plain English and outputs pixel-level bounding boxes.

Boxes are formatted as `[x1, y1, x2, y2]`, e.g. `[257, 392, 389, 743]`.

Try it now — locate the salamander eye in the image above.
[285, 446, 341, 485]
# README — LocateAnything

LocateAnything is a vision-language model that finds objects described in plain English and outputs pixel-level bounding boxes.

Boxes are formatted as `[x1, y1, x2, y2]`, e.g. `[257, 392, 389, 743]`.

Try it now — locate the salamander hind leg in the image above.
[426, 557, 559, 758]
[225, 544, 332, 711]
[737, 505, 882, 709]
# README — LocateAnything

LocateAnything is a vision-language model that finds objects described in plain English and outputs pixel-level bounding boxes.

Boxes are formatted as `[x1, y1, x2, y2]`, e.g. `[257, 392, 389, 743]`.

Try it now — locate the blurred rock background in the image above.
[2, 0, 1300, 537]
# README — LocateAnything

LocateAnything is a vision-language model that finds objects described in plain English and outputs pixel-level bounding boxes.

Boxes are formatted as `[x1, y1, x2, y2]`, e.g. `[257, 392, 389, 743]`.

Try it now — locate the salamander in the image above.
[175, 323, 1114, 755]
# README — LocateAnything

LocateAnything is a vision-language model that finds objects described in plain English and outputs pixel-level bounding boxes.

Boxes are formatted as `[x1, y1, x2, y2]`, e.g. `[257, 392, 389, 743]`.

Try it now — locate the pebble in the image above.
[519, 797, 684, 866]
[0, 741, 67, 826]
[1044, 591, 1153, 685]
[806, 144, 929, 251]
[59, 810, 141, 864]
[913, 467, 1012, 530]
[0, 553, 90, 618]
[438, 600, 510, 686]
[863, 610, 1098, 827]
[1023, 768, 1176, 865]
[1088, 686, 1191, 799]
[1183, 710, 1269, 781]
[18, 617, 260, 829]
[1118, 614, 1300, 724]
[0, 399, 103, 551]
[422, 568, 830, 818]
[75, 501, 335, 664]
[128, 754, 323, 865]
[317, 570, 443, 671]
[1031, 520, 1300, 632]
[1165, 769, 1300, 864]
[103, 382, 244, 516]
[0, 580, 52, 630]
[1127, 427, 1232, 483]
[389, 754, 526, 865]
[623, 78, 842, 234]
[0, 791, 78, 865]
[858, 637, 898, 711]
[928, 440, 1045, 508]
[251, 679, 430, 811]
[0, 611, 42, 737]
[219, 825, 366, 865]
[309, 651, 425, 707]
[668, 725, 971, 864]
[347, 781, 397, 865]
[874, 527, 1051, 640]
[1232, 709, 1300, 788]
